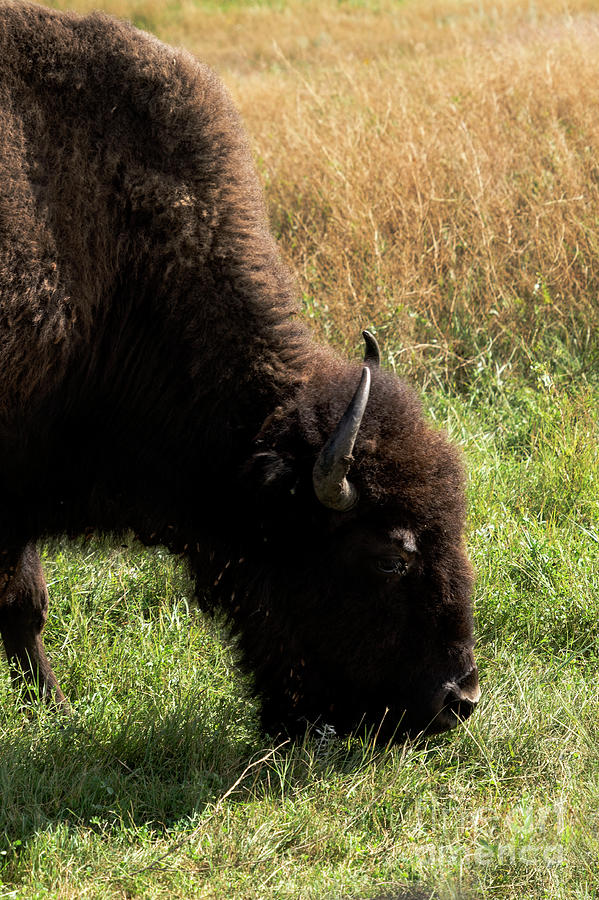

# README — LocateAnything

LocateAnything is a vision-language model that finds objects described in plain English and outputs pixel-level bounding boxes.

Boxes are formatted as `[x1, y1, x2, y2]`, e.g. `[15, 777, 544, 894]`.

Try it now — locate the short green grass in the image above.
[1, 342, 597, 899]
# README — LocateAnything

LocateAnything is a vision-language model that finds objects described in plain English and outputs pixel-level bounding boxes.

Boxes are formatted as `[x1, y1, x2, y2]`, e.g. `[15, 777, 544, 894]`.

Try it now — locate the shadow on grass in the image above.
[0, 697, 261, 846]
[0, 697, 447, 842]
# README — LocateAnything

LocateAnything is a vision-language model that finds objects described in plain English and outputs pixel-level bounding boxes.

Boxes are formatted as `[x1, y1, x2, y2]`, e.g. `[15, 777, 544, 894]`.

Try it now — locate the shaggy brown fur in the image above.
[0, 1, 478, 738]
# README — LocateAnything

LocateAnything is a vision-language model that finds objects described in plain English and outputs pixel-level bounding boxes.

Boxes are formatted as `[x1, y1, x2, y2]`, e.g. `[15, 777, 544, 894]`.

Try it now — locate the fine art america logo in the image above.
[419, 799, 569, 869]
[429, 840, 566, 867]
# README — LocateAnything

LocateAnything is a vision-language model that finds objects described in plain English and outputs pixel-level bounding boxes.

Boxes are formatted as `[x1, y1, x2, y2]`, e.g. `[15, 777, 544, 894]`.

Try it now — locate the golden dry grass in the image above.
[46, 0, 599, 378]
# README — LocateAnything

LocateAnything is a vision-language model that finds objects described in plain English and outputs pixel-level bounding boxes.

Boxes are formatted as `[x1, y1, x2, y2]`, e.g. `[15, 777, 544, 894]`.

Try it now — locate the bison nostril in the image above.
[441, 673, 480, 721]
[443, 689, 476, 722]
[426, 669, 480, 733]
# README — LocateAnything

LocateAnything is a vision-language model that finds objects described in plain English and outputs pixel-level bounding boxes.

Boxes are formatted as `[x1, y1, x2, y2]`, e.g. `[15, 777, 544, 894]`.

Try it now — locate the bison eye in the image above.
[376, 557, 408, 576]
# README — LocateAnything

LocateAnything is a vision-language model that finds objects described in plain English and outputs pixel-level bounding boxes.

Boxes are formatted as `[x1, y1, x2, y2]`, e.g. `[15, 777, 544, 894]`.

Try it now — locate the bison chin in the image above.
[251, 644, 480, 744]
[259, 685, 480, 744]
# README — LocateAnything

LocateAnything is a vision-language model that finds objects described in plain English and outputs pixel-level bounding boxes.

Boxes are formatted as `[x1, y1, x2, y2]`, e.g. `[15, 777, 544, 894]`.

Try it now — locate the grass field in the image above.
[2, 1, 599, 897]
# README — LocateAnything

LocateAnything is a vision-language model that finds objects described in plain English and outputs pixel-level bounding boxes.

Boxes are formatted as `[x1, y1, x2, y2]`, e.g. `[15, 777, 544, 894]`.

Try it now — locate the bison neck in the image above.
[0, 281, 319, 552]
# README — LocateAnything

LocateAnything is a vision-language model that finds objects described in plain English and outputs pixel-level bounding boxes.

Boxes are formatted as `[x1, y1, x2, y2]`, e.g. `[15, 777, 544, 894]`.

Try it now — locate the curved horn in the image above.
[312, 366, 371, 511]
[362, 330, 381, 368]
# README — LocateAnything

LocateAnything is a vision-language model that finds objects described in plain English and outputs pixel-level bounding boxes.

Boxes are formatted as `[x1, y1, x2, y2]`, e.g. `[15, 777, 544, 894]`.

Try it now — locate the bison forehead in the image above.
[353, 442, 467, 519]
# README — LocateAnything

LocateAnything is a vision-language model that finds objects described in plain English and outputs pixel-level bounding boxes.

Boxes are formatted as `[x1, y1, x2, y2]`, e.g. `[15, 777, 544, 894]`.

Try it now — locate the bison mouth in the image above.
[259, 663, 480, 743]
[317, 671, 481, 742]
[263, 696, 478, 744]
[402, 669, 481, 738]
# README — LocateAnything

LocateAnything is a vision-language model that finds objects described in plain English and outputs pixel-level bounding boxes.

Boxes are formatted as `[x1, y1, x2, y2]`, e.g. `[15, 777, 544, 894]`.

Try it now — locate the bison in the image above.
[0, 0, 479, 740]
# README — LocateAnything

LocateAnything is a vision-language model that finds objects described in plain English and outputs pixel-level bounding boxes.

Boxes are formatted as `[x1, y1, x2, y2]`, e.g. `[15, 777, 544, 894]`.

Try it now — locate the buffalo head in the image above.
[202, 333, 479, 741]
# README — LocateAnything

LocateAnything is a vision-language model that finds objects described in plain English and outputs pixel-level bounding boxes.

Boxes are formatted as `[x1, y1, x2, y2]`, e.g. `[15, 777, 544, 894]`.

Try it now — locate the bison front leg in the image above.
[0, 544, 68, 710]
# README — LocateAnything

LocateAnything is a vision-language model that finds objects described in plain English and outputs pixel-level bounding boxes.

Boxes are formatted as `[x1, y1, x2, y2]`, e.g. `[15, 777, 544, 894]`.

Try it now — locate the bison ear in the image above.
[246, 450, 298, 494]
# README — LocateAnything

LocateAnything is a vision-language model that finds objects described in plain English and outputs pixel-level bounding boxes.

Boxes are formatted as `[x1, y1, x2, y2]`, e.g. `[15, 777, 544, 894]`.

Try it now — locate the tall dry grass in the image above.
[46, 0, 599, 379]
